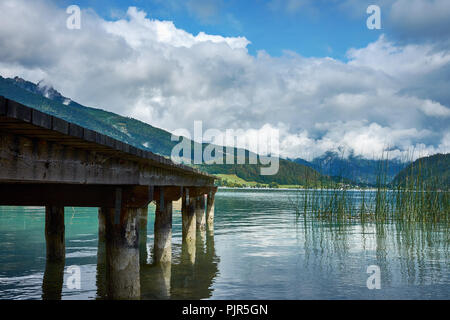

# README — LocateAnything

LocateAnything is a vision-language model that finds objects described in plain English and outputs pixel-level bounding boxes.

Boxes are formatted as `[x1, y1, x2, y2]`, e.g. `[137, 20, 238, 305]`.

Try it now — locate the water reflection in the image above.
[0, 191, 448, 300]
[95, 236, 107, 299]
[41, 261, 64, 300]
[299, 217, 448, 293]
[93, 207, 219, 300]
[140, 227, 219, 300]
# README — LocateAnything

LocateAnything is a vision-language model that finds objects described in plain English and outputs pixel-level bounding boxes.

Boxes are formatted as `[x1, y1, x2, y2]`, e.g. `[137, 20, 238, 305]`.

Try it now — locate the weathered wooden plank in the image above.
[52, 117, 69, 134]
[135, 148, 143, 159]
[129, 145, 138, 157]
[83, 128, 97, 143]
[0, 97, 217, 182]
[104, 135, 116, 149]
[32, 109, 52, 129]
[0, 131, 214, 186]
[0, 96, 5, 115]
[68, 123, 84, 139]
[95, 132, 106, 145]
[114, 140, 130, 154]
[6, 99, 31, 122]
[0, 123, 44, 130]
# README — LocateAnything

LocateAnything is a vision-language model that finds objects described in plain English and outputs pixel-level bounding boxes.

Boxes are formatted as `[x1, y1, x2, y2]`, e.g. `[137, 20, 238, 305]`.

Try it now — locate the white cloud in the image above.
[347, 35, 450, 77]
[103, 7, 249, 50]
[0, 0, 448, 161]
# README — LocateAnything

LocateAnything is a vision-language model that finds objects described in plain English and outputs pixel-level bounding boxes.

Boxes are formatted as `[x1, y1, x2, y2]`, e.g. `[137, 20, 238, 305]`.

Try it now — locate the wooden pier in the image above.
[0, 96, 218, 299]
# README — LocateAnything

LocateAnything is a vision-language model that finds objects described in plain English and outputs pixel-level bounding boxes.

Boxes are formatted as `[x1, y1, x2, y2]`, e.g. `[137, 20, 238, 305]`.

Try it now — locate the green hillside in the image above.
[199, 158, 322, 185]
[0, 76, 324, 186]
[392, 153, 449, 190]
[0, 76, 178, 155]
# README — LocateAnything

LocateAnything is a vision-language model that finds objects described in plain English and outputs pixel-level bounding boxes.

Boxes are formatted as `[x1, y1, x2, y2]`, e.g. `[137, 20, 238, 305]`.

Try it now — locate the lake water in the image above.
[0, 189, 448, 300]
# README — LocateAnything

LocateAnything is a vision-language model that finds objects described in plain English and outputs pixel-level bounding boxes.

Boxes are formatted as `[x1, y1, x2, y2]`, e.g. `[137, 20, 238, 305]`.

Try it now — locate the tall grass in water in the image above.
[291, 153, 449, 225]
[390, 156, 449, 223]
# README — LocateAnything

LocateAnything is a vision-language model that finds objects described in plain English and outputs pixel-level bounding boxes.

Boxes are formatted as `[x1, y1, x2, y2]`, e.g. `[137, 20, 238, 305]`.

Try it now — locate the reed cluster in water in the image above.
[290, 157, 449, 224]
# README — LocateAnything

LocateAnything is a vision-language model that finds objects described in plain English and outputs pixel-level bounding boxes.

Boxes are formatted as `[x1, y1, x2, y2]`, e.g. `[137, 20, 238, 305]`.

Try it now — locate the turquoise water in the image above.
[0, 189, 448, 299]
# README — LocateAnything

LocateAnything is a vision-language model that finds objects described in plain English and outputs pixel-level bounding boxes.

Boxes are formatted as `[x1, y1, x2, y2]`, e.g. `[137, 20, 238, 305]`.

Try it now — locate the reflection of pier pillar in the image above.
[181, 237, 196, 265]
[140, 261, 172, 300]
[196, 227, 206, 262]
[154, 188, 172, 264]
[42, 260, 65, 300]
[45, 206, 65, 262]
[206, 224, 215, 257]
[195, 195, 206, 231]
[98, 207, 106, 242]
[206, 190, 216, 231]
[138, 207, 148, 265]
[103, 207, 140, 300]
[154, 262, 171, 299]
[96, 208, 107, 299]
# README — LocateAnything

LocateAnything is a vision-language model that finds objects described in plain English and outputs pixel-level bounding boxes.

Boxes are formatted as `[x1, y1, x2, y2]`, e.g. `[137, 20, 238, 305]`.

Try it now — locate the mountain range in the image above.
[0, 75, 419, 187]
[0, 75, 321, 186]
[293, 151, 409, 185]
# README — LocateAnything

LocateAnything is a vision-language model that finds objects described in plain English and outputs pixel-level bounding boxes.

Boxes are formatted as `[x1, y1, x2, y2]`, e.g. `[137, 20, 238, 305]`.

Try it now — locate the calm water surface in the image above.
[0, 189, 448, 299]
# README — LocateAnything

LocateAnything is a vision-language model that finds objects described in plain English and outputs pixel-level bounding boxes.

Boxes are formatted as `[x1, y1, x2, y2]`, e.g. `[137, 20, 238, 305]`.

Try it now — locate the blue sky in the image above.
[57, 0, 382, 59]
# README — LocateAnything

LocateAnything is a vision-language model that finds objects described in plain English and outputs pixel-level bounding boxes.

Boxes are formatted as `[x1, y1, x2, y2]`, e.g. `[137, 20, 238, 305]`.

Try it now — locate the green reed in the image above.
[290, 154, 449, 225]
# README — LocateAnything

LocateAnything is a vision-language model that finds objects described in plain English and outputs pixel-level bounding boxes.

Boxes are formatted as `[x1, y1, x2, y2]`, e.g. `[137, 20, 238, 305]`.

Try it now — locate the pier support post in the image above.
[206, 189, 216, 230]
[45, 206, 65, 262]
[154, 188, 172, 264]
[104, 207, 140, 300]
[43, 205, 65, 300]
[138, 207, 148, 265]
[195, 195, 206, 231]
[182, 188, 196, 264]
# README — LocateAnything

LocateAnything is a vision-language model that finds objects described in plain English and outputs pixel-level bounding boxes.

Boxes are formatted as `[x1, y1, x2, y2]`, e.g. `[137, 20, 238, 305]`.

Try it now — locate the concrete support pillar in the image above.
[182, 188, 196, 264]
[182, 189, 196, 242]
[43, 205, 65, 300]
[154, 188, 172, 264]
[45, 206, 65, 262]
[138, 207, 148, 265]
[206, 191, 216, 230]
[195, 195, 206, 231]
[103, 207, 140, 300]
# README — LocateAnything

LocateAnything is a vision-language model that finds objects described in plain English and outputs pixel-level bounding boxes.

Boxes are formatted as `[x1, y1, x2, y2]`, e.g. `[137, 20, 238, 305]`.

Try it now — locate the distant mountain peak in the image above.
[8, 76, 68, 105]
[293, 151, 410, 185]
[36, 79, 62, 100]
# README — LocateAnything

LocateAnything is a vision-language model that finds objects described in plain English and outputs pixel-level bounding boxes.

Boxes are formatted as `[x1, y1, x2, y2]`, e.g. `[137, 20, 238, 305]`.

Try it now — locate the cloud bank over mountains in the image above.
[0, 0, 449, 160]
